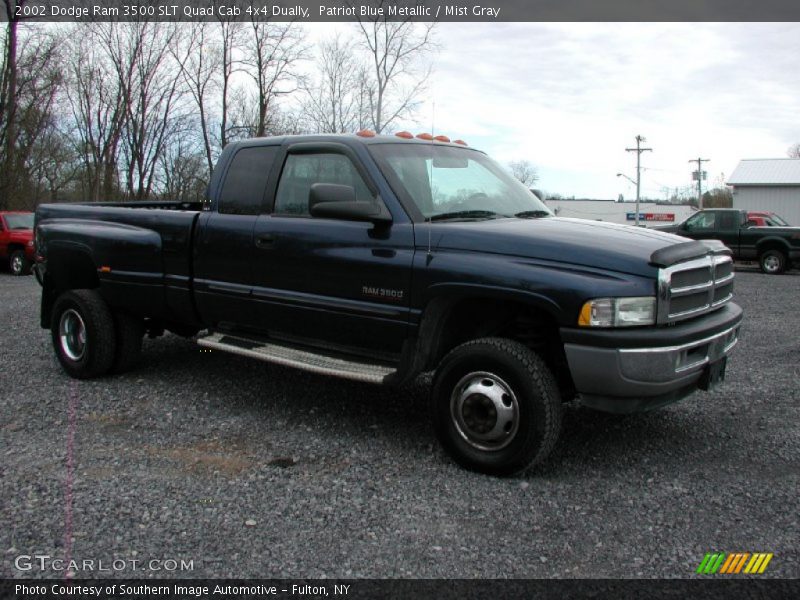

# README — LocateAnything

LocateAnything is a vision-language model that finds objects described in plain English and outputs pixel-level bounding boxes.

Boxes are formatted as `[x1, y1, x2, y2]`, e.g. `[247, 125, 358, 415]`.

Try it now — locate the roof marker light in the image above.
[416, 133, 434, 140]
[395, 131, 413, 139]
[453, 139, 468, 146]
[434, 135, 451, 143]
[356, 129, 376, 138]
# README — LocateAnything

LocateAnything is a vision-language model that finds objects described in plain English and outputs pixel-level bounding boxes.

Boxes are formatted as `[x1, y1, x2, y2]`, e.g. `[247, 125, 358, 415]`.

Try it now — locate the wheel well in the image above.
[7, 243, 25, 254]
[757, 241, 789, 258]
[41, 250, 100, 328]
[420, 297, 575, 399]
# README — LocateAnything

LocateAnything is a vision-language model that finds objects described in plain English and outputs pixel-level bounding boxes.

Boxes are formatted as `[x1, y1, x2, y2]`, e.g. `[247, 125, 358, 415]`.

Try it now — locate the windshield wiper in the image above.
[514, 210, 551, 219]
[429, 210, 500, 222]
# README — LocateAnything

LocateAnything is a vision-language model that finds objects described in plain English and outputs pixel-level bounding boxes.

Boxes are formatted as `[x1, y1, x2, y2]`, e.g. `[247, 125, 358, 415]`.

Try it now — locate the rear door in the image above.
[714, 211, 742, 253]
[250, 142, 414, 355]
[194, 144, 281, 330]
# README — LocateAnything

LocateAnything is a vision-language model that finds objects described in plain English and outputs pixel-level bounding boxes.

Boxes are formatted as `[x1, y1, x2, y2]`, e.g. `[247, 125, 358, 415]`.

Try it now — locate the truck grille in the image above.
[657, 254, 734, 324]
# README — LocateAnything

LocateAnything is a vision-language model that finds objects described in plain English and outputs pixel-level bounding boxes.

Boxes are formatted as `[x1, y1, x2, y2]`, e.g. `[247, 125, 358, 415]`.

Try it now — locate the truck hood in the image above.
[427, 217, 690, 277]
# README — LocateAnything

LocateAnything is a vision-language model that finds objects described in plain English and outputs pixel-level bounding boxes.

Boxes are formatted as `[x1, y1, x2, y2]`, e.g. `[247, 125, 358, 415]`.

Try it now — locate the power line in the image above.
[625, 135, 652, 226]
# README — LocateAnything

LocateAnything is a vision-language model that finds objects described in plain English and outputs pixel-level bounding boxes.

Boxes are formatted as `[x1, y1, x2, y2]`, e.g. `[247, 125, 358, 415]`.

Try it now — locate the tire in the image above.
[50, 290, 117, 379]
[431, 337, 562, 476]
[759, 249, 786, 275]
[111, 311, 144, 374]
[9, 250, 30, 276]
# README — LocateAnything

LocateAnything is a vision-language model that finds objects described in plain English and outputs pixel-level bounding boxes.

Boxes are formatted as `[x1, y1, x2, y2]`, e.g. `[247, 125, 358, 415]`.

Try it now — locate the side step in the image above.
[197, 332, 396, 384]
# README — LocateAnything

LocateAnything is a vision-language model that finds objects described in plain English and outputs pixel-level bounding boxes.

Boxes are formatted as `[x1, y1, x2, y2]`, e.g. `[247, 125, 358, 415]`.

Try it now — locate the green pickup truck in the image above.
[657, 208, 800, 274]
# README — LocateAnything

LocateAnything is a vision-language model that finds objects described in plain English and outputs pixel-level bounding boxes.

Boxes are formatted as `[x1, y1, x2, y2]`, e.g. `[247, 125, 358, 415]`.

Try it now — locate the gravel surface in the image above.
[1, 267, 798, 579]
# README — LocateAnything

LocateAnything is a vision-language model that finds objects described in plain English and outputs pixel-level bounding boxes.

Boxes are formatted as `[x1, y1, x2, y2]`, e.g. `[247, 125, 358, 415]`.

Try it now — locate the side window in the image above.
[274, 153, 373, 216]
[685, 211, 715, 232]
[218, 146, 279, 215]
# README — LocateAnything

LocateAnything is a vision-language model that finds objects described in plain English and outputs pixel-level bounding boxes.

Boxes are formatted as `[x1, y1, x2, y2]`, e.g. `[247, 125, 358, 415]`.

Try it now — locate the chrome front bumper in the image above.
[561, 303, 743, 413]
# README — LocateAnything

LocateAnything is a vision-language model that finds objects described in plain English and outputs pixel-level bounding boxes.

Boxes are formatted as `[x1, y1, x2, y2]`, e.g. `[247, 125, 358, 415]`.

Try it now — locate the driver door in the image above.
[250, 143, 414, 355]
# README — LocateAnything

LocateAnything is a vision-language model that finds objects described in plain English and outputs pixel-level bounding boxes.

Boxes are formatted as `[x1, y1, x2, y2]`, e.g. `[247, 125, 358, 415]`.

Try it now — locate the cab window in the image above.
[685, 211, 716, 232]
[273, 152, 374, 216]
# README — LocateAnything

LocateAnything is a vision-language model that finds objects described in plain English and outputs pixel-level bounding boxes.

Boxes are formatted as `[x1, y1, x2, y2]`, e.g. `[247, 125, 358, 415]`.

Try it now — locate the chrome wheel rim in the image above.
[763, 255, 780, 273]
[11, 254, 23, 274]
[59, 309, 87, 361]
[450, 371, 520, 451]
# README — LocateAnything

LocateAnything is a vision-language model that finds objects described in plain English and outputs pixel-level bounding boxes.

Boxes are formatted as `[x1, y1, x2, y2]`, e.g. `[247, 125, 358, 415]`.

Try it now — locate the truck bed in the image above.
[35, 202, 204, 326]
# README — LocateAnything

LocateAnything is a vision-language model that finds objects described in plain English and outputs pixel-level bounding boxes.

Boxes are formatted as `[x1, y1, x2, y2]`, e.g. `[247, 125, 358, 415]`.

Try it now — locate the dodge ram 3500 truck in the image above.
[34, 133, 743, 475]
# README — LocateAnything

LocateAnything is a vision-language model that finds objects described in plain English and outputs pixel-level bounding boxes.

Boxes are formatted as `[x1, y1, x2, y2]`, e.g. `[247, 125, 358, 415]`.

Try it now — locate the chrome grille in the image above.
[657, 254, 734, 324]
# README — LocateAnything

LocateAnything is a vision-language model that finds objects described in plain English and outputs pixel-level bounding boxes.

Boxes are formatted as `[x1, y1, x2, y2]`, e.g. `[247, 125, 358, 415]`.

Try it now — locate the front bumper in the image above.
[560, 303, 743, 413]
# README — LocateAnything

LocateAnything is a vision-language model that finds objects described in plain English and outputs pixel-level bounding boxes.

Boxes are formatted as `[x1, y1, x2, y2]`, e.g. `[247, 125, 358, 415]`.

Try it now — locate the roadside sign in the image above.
[626, 213, 675, 222]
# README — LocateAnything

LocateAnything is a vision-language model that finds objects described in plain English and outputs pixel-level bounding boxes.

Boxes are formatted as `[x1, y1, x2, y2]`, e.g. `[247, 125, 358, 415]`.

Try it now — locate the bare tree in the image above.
[355, 2, 436, 133]
[100, 22, 189, 201]
[158, 135, 208, 204]
[172, 22, 220, 177]
[302, 34, 368, 134]
[66, 25, 127, 201]
[509, 160, 539, 187]
[216, 12, 244, 150]
[0, 17, 65, 209]
[788, 143, 800, 158]
[242, 20, 306, 137]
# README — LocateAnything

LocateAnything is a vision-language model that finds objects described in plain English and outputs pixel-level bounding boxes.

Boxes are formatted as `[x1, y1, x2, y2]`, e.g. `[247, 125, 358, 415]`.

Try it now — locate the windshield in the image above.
[369, 143, 551, 220]
[4, 213, 34, 229]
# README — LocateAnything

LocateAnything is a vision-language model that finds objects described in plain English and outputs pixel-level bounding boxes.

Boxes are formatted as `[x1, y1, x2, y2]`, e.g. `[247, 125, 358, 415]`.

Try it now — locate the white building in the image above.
[541, 199, 695, 227]
[727, 159, 800, 225]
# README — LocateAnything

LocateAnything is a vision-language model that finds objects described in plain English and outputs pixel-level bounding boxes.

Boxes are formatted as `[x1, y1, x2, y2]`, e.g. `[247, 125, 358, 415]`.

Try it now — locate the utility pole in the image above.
[690, 157, 710, 209]
[625, 135, 652, 226]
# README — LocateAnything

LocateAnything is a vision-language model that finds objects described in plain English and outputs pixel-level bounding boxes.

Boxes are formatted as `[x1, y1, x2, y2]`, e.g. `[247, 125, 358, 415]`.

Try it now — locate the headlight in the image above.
[578, 297, 656, 327]
[27, 240, 34, 247]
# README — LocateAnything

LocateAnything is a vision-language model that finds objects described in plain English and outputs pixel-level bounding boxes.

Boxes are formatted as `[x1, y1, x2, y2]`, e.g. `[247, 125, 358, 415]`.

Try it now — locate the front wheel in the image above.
[431, 337, 562, 476]
[759, 249, 786, 275]
[51, 290, 117, 379]
[9, 250, 30, 276]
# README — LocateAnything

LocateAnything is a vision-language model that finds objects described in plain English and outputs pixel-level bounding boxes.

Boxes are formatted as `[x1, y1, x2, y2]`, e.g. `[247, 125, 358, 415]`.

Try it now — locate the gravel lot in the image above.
[1, 267, 798, 579]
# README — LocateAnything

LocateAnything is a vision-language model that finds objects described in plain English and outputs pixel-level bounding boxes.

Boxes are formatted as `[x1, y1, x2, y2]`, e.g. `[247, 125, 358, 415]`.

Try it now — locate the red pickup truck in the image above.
[0, 211, 35, 275]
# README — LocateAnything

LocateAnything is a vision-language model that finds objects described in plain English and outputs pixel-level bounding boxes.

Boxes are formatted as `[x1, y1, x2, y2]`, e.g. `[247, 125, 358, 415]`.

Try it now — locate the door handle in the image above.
[255, 234, 275, 249]
[372, 248, 396, 258]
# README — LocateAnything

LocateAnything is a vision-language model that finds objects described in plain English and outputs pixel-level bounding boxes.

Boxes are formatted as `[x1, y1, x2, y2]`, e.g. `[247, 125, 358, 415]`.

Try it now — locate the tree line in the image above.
[0, 6, 436, 210]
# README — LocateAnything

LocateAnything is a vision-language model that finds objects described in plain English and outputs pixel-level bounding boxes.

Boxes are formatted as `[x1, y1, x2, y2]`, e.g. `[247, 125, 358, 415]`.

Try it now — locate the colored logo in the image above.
[696, 552, 773, 574]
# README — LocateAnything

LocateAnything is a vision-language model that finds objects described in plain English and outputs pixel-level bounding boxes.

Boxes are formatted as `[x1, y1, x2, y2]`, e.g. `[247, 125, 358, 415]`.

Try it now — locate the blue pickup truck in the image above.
[34, 133, 742, 475]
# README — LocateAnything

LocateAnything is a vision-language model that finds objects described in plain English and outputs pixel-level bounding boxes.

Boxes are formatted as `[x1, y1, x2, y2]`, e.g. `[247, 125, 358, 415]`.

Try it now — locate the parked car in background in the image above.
[746, 211, 790, 227]
[656, 208, 800, 274]
[0, 211, 35, 276]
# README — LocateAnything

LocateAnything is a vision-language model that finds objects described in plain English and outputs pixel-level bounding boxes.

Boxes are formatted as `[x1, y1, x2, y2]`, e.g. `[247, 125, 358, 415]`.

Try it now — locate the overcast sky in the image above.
[312, 22, 799, 200]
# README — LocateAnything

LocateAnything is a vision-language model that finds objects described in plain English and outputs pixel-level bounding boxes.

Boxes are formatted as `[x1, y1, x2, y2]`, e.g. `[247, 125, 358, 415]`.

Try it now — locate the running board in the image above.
[197, 332, 396, 384]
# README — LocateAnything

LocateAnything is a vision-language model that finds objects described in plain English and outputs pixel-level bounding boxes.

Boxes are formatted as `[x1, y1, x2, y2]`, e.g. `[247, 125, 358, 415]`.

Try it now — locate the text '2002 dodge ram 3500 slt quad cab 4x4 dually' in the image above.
[33, 133, 743, 475]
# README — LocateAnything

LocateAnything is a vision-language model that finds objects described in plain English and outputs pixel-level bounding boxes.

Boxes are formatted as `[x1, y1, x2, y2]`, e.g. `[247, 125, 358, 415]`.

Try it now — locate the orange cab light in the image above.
[395, 131, 414, 139]
[99, 266, 112, 273]
[434, 135, 450, 143]
[416, 133, 434, 140]
[453, 139, 468, 146]
[356, 129, 376, 138]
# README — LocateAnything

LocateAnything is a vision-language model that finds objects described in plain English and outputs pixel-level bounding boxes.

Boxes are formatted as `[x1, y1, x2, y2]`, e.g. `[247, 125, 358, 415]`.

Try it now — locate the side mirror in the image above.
[309, 183, 391, 225]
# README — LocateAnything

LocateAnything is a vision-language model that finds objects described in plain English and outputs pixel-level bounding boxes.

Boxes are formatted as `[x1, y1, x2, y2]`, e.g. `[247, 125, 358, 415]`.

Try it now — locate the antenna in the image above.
[427, 100, 434, 260]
